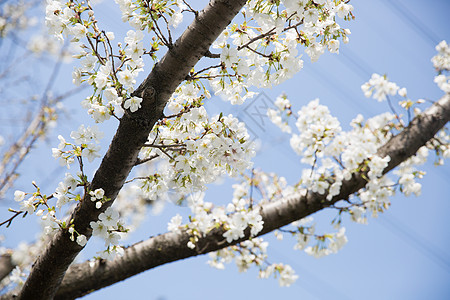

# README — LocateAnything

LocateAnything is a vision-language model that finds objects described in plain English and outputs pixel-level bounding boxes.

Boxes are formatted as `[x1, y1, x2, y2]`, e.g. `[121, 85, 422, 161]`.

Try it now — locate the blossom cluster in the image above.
[236, 175, 349, 260]
[3, 187, 127, 290]
[205, 0, 353, 104]
[14, 180, 127, 259]
[220, 44, 449, 266]
[90, 206, 127, 260]
[71, 0, 198, 122]
[163, 177, 296, 287]
[51, 0, 208, 123]
[13, 172, 86, 244]
[167, 191, 264, 249]
[434, 74, 450, 93]
[208, 238, 299, 287]
[279, 216, 349, 258]
[267, 94, 292, 133]
[304, 227, 348, 258]
[232, 170, 296, 206]
[361, 73, 402, 102]
[51, 124, 103, 168]
[45, 0, 149, 123]
[115, 0, 186, 31]
[279, 94, 413, 212]
[263, 58, 448, 237]
[163, 171, 303, 286]
[431, 40, 450, 72]
[136, 104, 256, 200]
[428, 128, 450, 164]
[432, 41, 450, 92]
[12, 123, 109, 252]
[290, 98, 341, 165]
[74, 28, 145, 122]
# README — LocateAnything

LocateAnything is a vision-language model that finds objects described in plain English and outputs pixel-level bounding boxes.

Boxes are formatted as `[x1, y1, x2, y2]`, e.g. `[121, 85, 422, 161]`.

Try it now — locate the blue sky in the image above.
[1, 0, 449, 299]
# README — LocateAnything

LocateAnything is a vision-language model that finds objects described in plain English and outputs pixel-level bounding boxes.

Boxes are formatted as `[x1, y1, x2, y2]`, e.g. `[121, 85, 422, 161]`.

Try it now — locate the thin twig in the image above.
[86, 35, 105, 65]
[102, 30, 119, 82]
[124, 176, 155, 184]
[134, 154, 159, 166]
[186, 73, 238, 81]
[159, 148, 175, 160]
[143, 143, 186, 148]
[249, 168, 254, 209]
[0, 210, 25, 228]
[237, 28, 276, 51]
[191, 63, 223, 78]
[237, 20, 303, 52]
[203, 50, 220, 58]
[386, 95, 403, 125]
[182, 0, 198, 15]
[158, 12, 173, 46]
[149, 13, 171, 48]
[163, 106, 193, 119]
[244, 45, 271, 58]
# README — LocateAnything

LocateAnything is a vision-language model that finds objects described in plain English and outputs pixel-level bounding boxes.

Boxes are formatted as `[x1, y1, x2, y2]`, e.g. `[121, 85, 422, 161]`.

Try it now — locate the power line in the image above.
[271, 245, 354, 300]
[340, 47, 372, 79]
[377, 214, 450, 274]
[380, 0, 441, 46]
[304, 63, 373, 116]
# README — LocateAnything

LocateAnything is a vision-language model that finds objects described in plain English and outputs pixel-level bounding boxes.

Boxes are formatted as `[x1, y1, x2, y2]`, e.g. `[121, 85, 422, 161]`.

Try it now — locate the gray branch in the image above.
[0, 253, 14, 283]
[49, 94, 449, 299]
[12, 1, 247, 299]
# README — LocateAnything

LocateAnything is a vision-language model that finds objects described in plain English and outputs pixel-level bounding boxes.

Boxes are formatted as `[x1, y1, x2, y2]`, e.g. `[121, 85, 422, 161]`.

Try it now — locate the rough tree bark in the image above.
[45, 95, 448, 299]
[15, 1, 247, 299]
[0, 254, 14, 283]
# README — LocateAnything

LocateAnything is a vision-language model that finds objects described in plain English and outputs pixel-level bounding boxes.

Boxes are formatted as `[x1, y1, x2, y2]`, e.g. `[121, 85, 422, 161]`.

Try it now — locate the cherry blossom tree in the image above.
[0, 0, 449, 299]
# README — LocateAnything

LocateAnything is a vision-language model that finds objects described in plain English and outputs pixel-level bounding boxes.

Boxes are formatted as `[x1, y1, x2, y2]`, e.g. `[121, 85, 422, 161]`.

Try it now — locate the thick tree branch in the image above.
[0, 253, 14, 283]
[51, 94, 450, 299]
[14, 1, 247, 299]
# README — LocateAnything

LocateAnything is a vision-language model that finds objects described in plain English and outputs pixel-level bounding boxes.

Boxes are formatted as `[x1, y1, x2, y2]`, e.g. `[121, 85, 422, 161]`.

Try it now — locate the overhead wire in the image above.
[270, 244, 354, 300]
[377, 213, 450, 274]
[380, 0, 441, 46]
